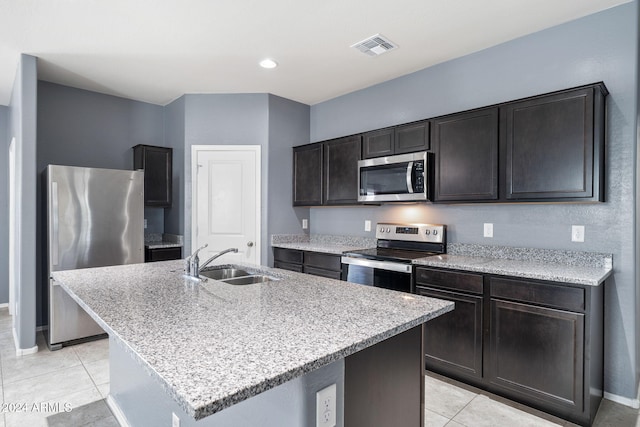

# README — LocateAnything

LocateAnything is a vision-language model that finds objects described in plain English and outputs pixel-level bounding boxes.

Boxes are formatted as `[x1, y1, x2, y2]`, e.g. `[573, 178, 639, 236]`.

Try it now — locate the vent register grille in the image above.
[351, 34, 397, 56]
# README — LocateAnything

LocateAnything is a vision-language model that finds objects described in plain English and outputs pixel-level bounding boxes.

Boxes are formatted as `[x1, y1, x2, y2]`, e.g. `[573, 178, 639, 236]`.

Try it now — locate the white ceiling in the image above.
[0, 0, 631, 107]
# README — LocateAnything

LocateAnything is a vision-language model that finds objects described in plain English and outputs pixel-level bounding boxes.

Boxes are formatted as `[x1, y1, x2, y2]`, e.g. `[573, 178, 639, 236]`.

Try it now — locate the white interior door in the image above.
[193, 146, 261, 265]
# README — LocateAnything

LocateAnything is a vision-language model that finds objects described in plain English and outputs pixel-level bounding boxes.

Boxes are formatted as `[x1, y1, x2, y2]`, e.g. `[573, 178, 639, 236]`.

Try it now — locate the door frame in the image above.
[191, 145, 262, 264]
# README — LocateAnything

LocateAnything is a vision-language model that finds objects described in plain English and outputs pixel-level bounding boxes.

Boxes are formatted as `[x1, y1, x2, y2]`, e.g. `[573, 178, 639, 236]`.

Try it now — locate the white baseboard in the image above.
[0, 303, 8, 308]
[106, 395, 131, 427]
[12, 327, 38, 356]
[604, 391, 640, 409]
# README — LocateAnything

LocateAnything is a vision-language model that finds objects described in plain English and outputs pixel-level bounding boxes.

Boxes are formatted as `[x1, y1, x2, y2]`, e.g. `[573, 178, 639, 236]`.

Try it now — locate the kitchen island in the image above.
[52, 260, 453, 427]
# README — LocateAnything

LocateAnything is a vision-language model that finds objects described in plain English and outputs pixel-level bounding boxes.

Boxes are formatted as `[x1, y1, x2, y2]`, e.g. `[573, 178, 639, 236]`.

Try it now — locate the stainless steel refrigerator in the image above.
[47, 165, 144, 350]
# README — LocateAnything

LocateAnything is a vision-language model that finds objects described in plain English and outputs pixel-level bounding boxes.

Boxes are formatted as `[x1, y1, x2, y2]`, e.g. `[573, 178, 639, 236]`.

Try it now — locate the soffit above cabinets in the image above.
[0, 0, 630, 106]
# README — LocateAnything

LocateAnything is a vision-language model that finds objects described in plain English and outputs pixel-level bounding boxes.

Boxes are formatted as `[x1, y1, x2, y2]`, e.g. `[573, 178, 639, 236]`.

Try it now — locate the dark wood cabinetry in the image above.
[413, 267, 603, 426]
[133, 145, 173, 207]
[324, 135, 362, 205]
[362, 121, 429, 159]
[501, 84, 607, 202]
[293, 143, 323, 206]
[145, 246, 182, 262]
[415, 268, 484, 384]
[273, 248, 342, 279]
[432, 108, 499, 202]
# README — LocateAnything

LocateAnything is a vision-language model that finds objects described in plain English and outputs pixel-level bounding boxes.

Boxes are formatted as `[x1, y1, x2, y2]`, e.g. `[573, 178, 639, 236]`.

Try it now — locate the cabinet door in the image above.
[417, 286, 483, 383]
[432, 108, 498, 202]
[395, 120, 429, 154]
[502, 85, 605, 201]
[363, 128, 394, 159]
[324, 135, 362, 205]
[134, 145, 173, 207]
[292, 143, 323, 206]
[489, 299, 584, 413]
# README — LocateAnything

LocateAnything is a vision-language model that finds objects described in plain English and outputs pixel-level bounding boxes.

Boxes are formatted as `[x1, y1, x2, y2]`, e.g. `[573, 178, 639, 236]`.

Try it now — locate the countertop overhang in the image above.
[52, 260, 453, 420]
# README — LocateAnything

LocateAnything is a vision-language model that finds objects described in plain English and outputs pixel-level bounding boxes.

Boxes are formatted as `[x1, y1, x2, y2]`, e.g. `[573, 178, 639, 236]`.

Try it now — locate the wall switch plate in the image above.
[483, 223, 493, 238]
[572, 225, 585, 242]
[316, 383, 336, 427]
[144, 219, 147, 229]
[172, 412, 180, 427]
[302, 219, 308, 230]
[364, 220, 371, 232]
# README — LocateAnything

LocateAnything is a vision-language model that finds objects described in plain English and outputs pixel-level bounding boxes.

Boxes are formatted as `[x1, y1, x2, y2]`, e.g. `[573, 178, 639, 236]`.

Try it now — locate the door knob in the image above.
[247, 241, 254, 247]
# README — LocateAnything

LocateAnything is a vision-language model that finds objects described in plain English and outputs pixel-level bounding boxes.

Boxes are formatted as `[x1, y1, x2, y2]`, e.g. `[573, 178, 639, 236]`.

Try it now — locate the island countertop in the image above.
[52, 260, 453, 420]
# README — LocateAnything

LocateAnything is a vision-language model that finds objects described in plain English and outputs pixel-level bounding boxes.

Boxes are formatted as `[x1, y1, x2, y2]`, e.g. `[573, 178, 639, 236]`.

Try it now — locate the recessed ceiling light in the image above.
[259, 59, 278, 69]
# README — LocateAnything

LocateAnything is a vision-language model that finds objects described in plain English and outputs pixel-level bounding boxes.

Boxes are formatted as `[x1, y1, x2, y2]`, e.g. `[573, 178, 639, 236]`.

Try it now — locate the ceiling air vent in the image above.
[351, 34, 397, 57]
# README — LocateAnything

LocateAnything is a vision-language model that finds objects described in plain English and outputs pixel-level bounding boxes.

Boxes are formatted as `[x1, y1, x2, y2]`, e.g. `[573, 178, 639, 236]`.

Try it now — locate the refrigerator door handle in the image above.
[51, 181, 59, 266]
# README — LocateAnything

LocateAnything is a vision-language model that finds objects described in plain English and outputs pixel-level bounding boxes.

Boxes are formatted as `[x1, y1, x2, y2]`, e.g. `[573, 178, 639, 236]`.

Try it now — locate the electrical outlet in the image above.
[172, 412, 180, 427]
[483, 223, 493, 238]
[364, 220, 371, 232]
[302, 219, 308, 230]
[572, 225, 585, 242]
[144, 219, 147, 229]
[316, 384, 336, 427]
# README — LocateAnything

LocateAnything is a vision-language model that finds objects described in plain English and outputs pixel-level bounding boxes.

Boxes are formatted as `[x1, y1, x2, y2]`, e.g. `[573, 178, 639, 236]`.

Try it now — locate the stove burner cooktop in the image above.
[344, 247, 440, 263]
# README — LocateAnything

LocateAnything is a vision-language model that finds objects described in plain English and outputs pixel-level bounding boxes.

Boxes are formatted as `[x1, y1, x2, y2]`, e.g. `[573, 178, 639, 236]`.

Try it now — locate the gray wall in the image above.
[9, 54, 38, 350]
[266, 94, 310, 265]
[181, 93, 270, 260]
[163, 95, 186, 237]
[310, 3, 639, 401]
[0, 105, 9, 304]
[36, 81, 164, 326]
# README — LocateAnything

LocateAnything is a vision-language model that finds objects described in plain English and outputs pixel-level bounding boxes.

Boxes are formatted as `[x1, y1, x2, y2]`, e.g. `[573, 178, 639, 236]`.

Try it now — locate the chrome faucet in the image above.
[185, 243, 208, 277]
[199, 248, 239, 273]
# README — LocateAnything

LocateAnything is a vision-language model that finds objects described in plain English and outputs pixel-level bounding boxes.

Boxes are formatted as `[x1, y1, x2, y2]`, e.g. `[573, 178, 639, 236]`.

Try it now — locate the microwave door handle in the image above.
[406, 162, 414, 193]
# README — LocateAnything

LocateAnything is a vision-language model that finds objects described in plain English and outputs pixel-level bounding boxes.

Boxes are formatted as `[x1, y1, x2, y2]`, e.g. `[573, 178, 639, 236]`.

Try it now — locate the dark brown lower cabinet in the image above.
[272, 247, 342, 279]
[145, 246, 182, 262]
[345, 326, 424, 427]
[414, 267, 604, 426]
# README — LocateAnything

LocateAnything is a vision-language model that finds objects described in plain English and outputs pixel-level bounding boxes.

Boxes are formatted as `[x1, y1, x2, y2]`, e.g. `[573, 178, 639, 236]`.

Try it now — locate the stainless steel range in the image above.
[341, 223, 446, 293]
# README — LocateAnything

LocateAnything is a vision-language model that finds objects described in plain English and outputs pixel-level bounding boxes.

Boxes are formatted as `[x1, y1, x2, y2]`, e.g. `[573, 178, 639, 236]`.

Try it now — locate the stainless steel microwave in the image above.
[358, 151, 430, 202]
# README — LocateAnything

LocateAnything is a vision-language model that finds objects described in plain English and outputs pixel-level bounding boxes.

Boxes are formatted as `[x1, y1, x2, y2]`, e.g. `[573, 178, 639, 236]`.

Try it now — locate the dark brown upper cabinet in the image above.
[432, 108, 499, 202]
[501, 84, 607, 202]
[293, 143, 323, 206]
[363, 128, 394, 158]
[133, 144, 172, 207]
[363, 121, 429, 159]
[324, 135, 362, 205]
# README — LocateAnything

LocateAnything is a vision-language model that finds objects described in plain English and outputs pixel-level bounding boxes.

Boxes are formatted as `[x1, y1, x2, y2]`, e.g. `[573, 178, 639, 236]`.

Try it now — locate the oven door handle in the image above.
[341, 256, 412, 273]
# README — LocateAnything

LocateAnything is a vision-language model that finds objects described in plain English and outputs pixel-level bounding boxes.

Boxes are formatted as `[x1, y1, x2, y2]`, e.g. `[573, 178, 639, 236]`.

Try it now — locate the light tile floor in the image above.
[0, 307, 638, 426]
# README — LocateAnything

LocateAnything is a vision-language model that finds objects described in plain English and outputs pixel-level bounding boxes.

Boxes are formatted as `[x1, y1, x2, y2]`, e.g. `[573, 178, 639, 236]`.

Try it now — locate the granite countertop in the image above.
[145, 233, 184, 249]
[145, 241, 183, 249]
[413, 243, 613, 286]
[52, 260, 452, 420]
[270, 234, 376, 255]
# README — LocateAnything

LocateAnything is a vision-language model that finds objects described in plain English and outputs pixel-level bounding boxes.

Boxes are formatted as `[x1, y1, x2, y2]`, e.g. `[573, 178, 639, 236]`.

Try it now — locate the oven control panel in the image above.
[375, 223, 445, 243]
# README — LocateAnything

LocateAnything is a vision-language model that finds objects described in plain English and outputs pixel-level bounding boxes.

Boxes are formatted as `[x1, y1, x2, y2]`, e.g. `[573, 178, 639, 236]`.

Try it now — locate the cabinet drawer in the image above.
[145, 247, 182, 262]
[273, 248, 303, 264]
[304, 266, 342, 280]
[414, 267, 483, 294]
[274, 261, 303, 273]
[304, 252, 341, 271]
[490, 277, 585, 312]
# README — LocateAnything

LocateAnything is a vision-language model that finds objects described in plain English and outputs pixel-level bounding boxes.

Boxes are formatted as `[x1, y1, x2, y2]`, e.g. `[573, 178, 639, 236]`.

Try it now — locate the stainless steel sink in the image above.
[221, 275, 276, 285]
[200, 268, 250, 280]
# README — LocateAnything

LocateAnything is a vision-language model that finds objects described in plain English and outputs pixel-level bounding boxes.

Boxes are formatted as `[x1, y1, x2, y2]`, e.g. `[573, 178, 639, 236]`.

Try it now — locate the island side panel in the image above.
[344, 325, 424, 427]
[107, 337, 345, 427]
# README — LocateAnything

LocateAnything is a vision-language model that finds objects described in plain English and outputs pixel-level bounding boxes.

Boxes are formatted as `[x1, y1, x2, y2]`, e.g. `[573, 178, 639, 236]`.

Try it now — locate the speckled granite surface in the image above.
[415, 244, 612, 286]
[271, 234, 376, 254]
[52, 260, 452, 420]
[145, 233, 184, 249]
